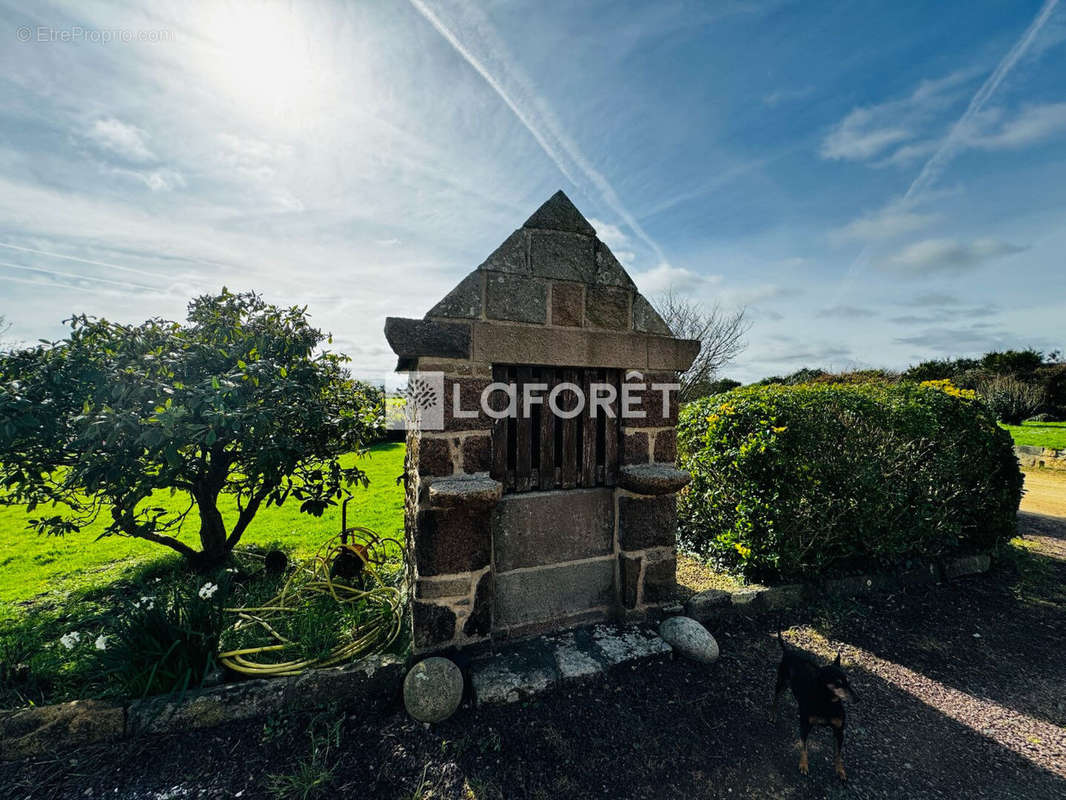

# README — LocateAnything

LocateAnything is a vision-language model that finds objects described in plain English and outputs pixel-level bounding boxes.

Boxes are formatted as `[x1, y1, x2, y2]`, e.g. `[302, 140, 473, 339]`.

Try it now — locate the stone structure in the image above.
[385, 191, 699, 654]
[1015, 444, 1066, 471]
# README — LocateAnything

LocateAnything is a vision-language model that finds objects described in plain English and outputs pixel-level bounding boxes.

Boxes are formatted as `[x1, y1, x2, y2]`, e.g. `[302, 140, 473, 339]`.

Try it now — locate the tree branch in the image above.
[653, 288, 751, 402]
[225, 486, 269, 549]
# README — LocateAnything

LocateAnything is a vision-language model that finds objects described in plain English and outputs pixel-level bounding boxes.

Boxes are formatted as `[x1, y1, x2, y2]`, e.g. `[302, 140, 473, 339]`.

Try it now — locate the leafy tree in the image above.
[974, 375, 1046, 424]
[702, 377, 742, 396]
[979, 349, 1044, 377]
[757, 368, 828, 386]
[0, 290, 383, 565]
[902, 357, 978, 383]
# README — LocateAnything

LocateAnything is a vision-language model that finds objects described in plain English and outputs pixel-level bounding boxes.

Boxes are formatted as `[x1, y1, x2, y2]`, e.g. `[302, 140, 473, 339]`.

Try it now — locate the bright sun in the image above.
[202, 3, 334, 127]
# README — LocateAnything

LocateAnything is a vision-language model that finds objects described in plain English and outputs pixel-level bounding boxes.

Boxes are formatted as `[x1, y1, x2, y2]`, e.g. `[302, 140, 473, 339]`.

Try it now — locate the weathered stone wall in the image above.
[1015, 444, 1066, 471]
[386, 191, 699, 654]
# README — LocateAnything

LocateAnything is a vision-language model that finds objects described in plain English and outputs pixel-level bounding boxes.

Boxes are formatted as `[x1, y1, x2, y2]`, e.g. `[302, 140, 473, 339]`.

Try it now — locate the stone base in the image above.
[469, 623, 672, 706]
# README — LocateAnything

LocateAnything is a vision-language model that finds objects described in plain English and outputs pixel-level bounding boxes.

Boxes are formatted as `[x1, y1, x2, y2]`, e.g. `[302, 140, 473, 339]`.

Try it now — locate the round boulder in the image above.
[658, 616, 719, 663]
[403, 657, 464, 723]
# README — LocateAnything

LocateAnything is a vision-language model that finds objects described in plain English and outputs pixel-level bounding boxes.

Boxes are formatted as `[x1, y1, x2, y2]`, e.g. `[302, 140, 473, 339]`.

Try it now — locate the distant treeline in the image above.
[704, 349, 1066, 424]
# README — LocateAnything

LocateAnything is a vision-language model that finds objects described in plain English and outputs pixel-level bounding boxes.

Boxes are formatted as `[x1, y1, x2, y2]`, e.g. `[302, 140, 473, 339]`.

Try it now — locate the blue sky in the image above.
[1, 0, 1064, 382]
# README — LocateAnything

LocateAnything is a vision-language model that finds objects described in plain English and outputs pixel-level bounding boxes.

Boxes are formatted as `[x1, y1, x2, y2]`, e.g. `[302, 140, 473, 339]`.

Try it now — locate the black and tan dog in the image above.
[772, 631, 857, 781]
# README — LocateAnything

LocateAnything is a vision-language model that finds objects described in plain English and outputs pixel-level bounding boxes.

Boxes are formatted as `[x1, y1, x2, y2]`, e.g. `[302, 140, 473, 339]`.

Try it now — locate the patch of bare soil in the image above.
[1019, 469, 1066, 561]
[1021, 469, 1066, 519]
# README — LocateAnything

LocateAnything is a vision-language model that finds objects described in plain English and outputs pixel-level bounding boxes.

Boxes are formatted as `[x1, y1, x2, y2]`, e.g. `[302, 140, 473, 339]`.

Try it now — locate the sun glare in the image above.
[201, 3, 335, 128]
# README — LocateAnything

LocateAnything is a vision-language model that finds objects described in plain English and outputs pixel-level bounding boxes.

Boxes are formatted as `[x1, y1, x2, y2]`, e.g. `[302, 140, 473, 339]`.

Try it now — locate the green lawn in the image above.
[1001, 420, 1066, 449]
[0, 442, 406, 617]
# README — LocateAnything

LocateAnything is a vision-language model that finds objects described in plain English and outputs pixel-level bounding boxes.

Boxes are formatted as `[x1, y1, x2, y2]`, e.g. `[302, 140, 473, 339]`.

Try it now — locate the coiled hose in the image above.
[218, 528, 404, 677]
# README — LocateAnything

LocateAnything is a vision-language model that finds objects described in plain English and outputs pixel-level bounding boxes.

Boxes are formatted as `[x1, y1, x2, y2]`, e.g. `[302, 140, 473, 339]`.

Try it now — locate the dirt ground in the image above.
[3, 471, 1064, 800]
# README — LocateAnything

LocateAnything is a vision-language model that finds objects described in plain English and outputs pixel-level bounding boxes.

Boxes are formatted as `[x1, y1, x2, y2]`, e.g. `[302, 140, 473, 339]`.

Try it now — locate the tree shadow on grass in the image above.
[0, 545, 290, 708]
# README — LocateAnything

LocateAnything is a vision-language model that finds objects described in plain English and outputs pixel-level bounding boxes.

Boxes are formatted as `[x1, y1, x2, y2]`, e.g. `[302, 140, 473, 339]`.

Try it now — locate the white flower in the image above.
[60, 631, 81, 650]
[94, 635, 108, 651]
[198, 582, 218, 600]
[133, 596, 155, 610]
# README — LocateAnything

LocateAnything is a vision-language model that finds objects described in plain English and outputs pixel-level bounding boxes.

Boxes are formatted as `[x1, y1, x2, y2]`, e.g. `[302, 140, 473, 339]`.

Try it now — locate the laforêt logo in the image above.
[386, 371, 677, 432]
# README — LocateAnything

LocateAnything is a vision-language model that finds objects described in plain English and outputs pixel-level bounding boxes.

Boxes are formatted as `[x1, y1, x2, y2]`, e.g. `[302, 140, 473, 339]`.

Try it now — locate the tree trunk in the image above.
[195, 493, 229, 565]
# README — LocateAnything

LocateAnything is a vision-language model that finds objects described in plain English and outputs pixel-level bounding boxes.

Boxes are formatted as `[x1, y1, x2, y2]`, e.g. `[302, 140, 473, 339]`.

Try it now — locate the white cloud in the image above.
[820, 68, 977, 163]
[718, 283, 801, 307]
[829, 206, 937, 245]
[872, 139, 939, 168]
[881, 238, 1028, 275]
[216, 133, 294, 181]
[587, 216, 629, 249]
[86, 118, 155, 163]
[114, 167, 186, 192]
[967, 102, 1066, 150]
[632, 262, 716, 296]
[587, 216, 635, 264]
[820, 109, 912, 161]
[893, 324, 1018, 353]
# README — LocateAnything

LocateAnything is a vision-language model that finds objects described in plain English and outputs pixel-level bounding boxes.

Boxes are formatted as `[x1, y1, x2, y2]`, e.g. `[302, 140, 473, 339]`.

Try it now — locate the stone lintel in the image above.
[470, 322, 699, 371]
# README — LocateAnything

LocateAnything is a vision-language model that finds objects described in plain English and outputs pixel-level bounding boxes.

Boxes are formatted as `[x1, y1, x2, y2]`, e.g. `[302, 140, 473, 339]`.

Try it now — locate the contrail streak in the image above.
[407, 0, 669, 265]
[835, 0, 1059, 299]
[0, 241, 169, 281]
[0, 260, 159, 291]
[903, 0, 1060, 202]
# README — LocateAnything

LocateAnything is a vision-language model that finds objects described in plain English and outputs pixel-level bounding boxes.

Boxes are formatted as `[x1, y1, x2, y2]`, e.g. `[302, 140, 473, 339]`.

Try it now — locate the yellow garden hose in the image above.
[218, 528, 404, 677]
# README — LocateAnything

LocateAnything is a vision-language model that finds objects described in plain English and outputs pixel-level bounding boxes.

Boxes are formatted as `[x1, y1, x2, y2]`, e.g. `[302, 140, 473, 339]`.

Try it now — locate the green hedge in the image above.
[676, 382, 1023, 582]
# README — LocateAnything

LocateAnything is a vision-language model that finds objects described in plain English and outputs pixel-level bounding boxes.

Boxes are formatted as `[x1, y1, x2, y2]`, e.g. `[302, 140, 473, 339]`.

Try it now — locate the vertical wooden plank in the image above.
[604, 368, 619, 486]
[515, 366, 533, 492]
[539, 367, 556, 491]
[581, 369, 596, 487]
[592, 368, 606, 486]
[490, 364, 509, 489]
[561, 368, 578, 488]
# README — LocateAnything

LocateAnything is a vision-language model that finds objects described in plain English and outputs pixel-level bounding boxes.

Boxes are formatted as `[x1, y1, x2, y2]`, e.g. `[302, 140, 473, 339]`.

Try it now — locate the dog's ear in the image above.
[834, 652, 841, 666]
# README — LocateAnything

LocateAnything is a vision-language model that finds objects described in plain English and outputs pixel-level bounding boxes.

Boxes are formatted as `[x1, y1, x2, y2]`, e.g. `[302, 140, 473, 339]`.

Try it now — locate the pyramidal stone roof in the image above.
[424, 190, 671, 335]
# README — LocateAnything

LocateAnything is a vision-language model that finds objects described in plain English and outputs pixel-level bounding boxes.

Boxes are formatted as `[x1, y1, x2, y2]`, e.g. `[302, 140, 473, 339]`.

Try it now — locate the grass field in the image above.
[1001, 420, 1066, 449]
[0, 442, 406, 618]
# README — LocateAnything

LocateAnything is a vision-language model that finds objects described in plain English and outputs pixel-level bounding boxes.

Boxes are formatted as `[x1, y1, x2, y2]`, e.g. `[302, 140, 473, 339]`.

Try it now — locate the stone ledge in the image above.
[1, 654, 404, 762]
[384, 317, 471, 360]
[427, 477, 503, 509]
[617, 464, 691, 495]
[469, 624, 672, 706]
[683, 553, 993, 623]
